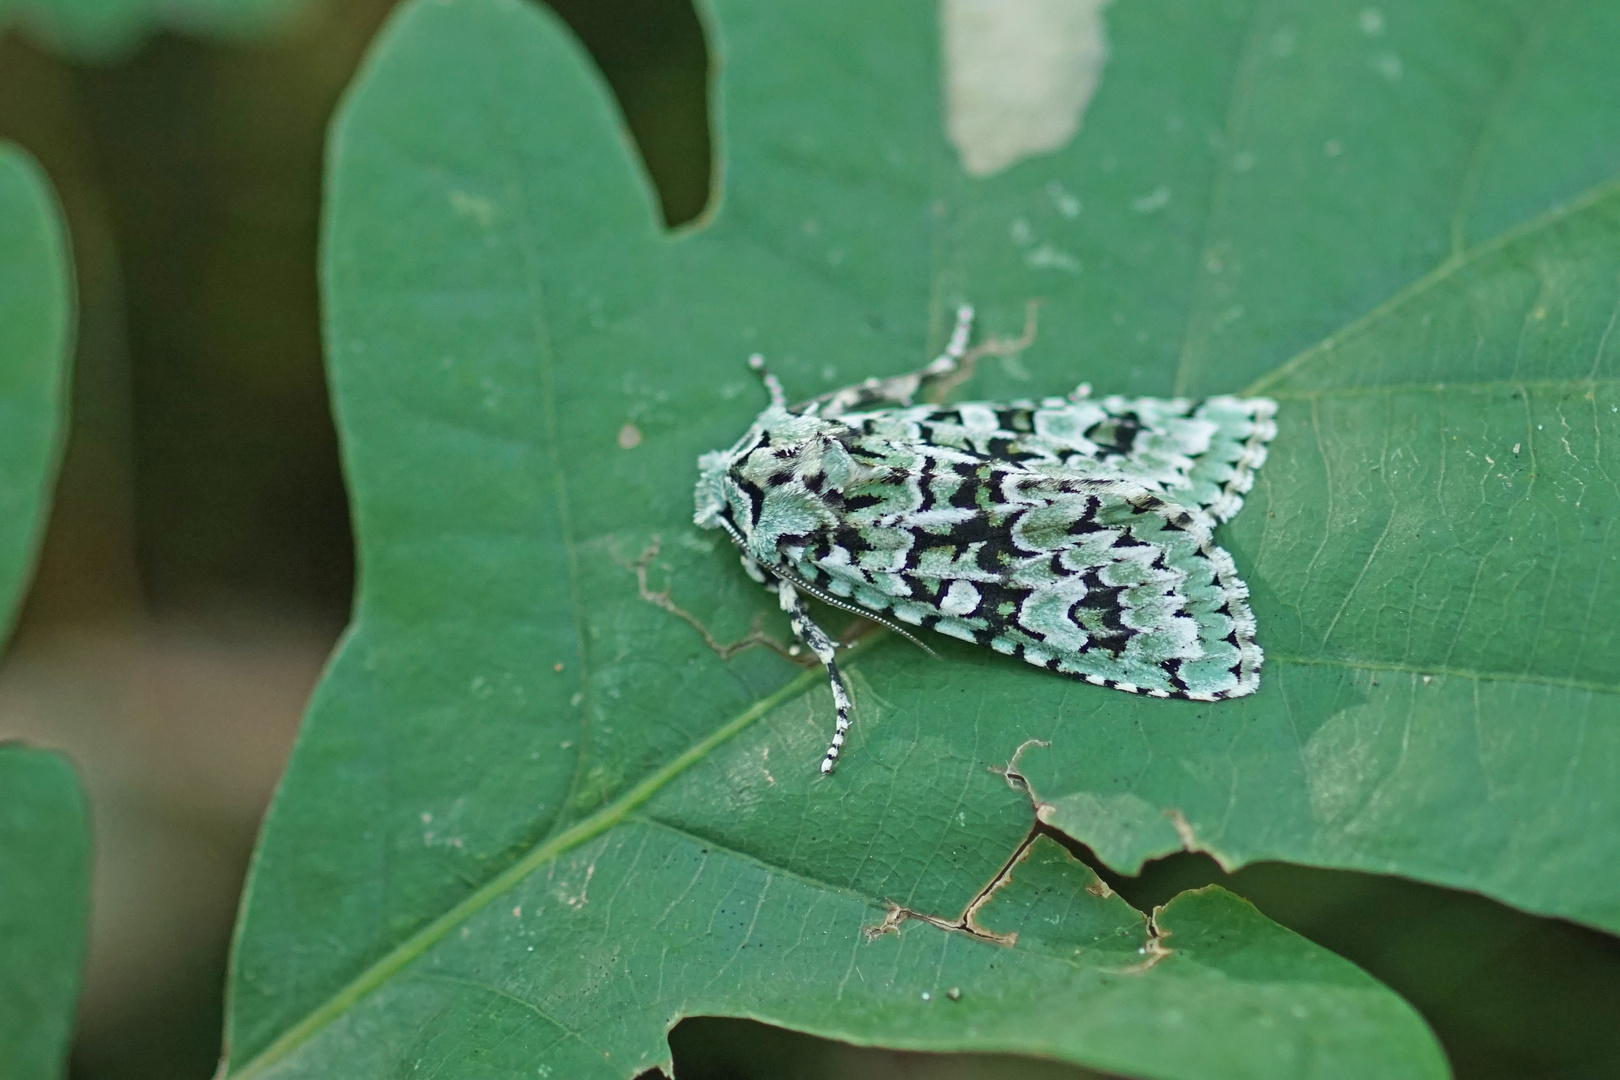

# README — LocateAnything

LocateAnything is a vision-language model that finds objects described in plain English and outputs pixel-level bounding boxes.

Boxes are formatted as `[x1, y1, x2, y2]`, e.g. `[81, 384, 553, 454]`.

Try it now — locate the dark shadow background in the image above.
[0, 1, 1616, 1077]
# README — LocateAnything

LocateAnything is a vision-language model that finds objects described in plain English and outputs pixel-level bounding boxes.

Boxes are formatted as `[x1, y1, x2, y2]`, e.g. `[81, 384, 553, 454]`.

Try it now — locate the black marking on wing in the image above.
[1066, 509, 1106, 536]
[970, 579, 1028, 635]
[1085, 412, 1143, 457]
[946, 464, 984, 511]
[985, 435, 1047, 462]
[995, 407, 1036, 433]
[842, 491, 884, 512]
[1073, 567, 1130, 646]
[733, 475, 766, 527]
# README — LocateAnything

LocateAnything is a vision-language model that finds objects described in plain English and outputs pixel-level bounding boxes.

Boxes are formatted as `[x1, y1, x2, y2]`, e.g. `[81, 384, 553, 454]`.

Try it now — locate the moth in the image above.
[693, 306, 1277, 773]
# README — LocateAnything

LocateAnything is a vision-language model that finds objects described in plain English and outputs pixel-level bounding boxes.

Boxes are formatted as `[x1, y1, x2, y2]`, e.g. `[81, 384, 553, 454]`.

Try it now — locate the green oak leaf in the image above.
[0, 746, 91, 1080]
[0, 142, 71, 644]
[0, 141, 83, 1080]
[227, 0, 1620, 1074]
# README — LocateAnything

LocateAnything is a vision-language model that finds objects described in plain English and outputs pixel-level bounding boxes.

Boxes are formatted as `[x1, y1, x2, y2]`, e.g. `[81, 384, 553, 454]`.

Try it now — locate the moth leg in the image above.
[738, 551, 768, 584]
[774, 579, 854, 774]
[915, 302, 977, 392]
[747, 353, 788, 410]
[923, 298, 1041, 404]
[807, 305, 977, 418]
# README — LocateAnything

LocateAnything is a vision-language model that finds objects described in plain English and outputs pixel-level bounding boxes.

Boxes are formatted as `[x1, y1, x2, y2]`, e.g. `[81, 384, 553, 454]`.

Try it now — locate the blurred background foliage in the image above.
[0, 1, 1616, 1078]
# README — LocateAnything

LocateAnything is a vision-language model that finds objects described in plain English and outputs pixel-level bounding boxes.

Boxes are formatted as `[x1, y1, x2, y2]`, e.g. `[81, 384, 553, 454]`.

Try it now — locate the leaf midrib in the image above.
[1247, 174, 1620, 396]
[1266, 377, 1620, 400]
[1269, 651, 1620, 696]
[229, 654, 839, 1078]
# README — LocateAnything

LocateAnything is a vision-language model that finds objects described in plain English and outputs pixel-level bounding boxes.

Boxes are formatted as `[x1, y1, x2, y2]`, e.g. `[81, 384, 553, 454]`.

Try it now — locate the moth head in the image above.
[694, 413, 777, 533]
[693, 414, 868, 559]
[733, 421, 872, 494]
[693, 449, 732, 530]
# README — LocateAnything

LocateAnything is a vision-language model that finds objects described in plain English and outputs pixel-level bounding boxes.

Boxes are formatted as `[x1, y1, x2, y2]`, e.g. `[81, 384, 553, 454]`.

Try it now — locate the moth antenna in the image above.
[772, 566, 938, 657]
[714, 511, 748, 552]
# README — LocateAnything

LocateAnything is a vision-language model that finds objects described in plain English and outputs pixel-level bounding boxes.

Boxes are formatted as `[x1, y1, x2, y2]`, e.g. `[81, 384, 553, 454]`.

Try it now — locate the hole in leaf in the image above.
[545, 0, 712, 228]
[1046, 829, 1620, 1080]
[668, 1016, 1117, 1079]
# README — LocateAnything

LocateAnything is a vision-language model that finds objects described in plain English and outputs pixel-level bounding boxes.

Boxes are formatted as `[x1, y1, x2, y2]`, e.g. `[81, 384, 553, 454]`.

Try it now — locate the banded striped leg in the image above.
[917, 302, 977, 389]
[774, 579, 854, 773]
[807, 305, 977, 418]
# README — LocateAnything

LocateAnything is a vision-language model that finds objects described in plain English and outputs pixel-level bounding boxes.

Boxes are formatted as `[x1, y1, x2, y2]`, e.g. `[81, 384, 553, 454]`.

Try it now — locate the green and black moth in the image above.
[694, 307, 1277, 774]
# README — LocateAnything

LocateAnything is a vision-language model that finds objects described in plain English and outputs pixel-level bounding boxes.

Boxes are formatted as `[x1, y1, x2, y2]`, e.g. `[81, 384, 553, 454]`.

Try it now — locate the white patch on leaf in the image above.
[942, 0, 1113, 177]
